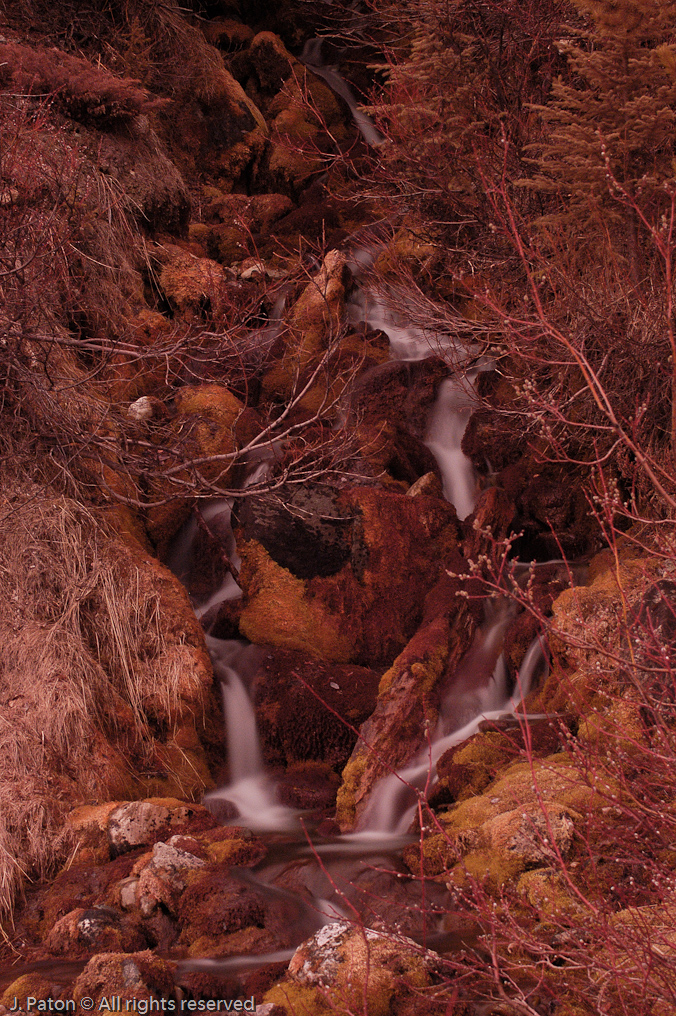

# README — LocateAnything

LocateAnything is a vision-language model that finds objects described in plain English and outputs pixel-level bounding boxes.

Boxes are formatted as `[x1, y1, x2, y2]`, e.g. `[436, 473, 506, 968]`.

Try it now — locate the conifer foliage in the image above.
[531, 1, 676, 267]
[365, 0, 676, 488]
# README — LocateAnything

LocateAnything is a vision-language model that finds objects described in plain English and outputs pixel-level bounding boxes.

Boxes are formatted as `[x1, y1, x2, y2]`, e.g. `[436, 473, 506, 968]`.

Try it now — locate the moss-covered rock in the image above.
[410, 753, 614, 891]
[1, 976, 55, 1012]
[251, 646, 380, 770]
[44, 905, 147, 958]
[261, 250, 351, 403]
[266, 921, 442, 1016]
[72, 950, 176, 1005]
[336, 613, 463, 830]
[238, 486, 462, 667]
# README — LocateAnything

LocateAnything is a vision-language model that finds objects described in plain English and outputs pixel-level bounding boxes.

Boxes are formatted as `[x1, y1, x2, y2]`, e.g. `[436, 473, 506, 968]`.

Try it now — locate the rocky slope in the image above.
[1, 2, 674, 1014]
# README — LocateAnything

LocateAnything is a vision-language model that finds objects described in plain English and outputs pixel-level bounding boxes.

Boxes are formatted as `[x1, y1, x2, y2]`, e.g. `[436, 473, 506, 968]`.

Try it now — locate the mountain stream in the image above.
[169, 264, 548, 977]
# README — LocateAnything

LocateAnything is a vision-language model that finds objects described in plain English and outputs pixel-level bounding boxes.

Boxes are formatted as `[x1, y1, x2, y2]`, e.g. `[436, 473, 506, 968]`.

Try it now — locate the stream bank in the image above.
[1, 2, 671, 1014]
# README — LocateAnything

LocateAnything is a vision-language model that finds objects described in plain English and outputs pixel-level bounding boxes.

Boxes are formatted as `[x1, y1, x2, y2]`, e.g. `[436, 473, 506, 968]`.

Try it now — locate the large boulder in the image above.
[234, 484, 353, 580]
[236, 486, 462, 666]
[161, 64, 268, 191]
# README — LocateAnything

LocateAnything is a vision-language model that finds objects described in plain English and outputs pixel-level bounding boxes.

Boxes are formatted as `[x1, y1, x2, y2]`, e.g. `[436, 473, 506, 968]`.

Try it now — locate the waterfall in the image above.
[301, 38, 384, 147]
[169, 249, 553, 981]
[202, 640, 300, 833]
[354, 631, 547, 837]
[425, 376, 477, 520]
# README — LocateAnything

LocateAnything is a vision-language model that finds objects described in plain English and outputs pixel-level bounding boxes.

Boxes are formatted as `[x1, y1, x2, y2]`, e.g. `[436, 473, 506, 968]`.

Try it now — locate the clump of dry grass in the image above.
[0, 42, 167, 124]
[0, 479, 211, 927]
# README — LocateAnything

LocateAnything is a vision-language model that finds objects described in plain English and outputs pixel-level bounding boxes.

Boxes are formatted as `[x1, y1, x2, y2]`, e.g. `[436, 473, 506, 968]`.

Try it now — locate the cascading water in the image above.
[301, 38, 384, 147]
[171, 258, 551, 978]
[425, 376, 478, 521]
[203, 636, 300, 833]
[172, 50, 554, 976]
[354, 627, 546, 838]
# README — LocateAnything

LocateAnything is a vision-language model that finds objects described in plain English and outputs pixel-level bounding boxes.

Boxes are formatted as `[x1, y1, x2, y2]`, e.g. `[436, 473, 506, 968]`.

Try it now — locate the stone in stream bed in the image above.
[134, 841, 207, 918]
[106, 799, 217, 856]
[72, 950, 176, 1006]
[264, 921, 444, 1016]
[44, 905, 147, 958]
[176, 863, 318, 959]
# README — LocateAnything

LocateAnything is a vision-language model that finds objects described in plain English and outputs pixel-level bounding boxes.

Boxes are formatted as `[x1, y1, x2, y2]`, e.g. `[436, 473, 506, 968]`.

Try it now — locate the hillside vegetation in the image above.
[0, 1, 675, 1013]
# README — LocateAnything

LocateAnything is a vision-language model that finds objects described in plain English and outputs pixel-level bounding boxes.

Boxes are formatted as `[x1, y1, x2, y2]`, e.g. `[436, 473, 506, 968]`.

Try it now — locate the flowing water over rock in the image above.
[301, 38, 384, 147]
[163, 42, 554, 983]
[169, 263, 549, 976]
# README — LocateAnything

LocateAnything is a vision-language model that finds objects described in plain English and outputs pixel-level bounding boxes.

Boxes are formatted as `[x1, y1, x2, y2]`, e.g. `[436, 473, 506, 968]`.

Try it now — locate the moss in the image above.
[517, 868, 588, 923]
[264, 981, 332, 1015]
[576, 699, 647, 758]
[448, 847, 525, 892]
[416, 750, 628, 896]
[402, 832, 456, 878]
[1, 975, 54, 1009]
[203, 838, 265, 866]
[436, 730, 516, 802]
[238, 539, 352, 661]
[186, 926, 276, 959]
[146, 738, 214, 801]
[335, 752, 369, 829]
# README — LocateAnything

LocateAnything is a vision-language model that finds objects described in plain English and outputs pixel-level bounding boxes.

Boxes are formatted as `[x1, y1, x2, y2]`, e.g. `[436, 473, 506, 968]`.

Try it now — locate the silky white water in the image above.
[175, 256, 515, 838]
[171, 49, 556, 976]
[203, 636, 300, 833]
[354, 630, 546, 837]
[171, 263, 552, 975]
[301, 38, 384, 147]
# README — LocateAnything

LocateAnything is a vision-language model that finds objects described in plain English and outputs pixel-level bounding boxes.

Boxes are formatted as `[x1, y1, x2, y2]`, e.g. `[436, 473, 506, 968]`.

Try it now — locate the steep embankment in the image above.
[1, 2, 676, 1014]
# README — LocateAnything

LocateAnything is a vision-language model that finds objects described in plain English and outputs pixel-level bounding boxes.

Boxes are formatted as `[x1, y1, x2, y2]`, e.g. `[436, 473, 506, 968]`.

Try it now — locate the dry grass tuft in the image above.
[0, 480, 209, 927]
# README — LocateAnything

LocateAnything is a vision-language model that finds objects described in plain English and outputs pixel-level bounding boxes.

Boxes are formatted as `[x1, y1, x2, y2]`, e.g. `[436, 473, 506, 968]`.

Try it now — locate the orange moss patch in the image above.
[237, 539, 353, 661]
[238, 486, 461, 669]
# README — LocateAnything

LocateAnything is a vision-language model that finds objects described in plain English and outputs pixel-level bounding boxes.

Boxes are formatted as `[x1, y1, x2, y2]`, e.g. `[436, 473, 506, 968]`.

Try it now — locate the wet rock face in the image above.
[349, 356, 450, 438]
[237, 485, 462, 666]
[250, 647, 381, 770]
[235, 485, 353, 579]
